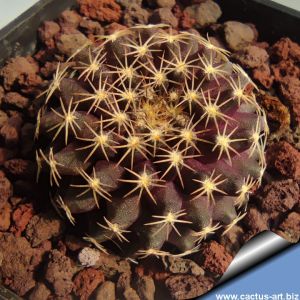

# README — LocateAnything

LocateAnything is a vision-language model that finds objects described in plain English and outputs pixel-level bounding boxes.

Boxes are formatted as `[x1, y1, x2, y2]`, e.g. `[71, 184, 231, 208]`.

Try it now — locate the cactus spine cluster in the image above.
[36, 24, 268, 259]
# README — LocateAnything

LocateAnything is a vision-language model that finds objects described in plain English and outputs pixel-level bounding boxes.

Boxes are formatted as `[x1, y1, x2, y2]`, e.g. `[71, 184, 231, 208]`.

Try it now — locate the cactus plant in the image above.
[35, 24, 268, 259]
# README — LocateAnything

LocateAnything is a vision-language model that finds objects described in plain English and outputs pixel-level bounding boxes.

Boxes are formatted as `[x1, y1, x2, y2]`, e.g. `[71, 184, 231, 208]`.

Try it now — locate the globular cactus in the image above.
[35, 24, 268, 259]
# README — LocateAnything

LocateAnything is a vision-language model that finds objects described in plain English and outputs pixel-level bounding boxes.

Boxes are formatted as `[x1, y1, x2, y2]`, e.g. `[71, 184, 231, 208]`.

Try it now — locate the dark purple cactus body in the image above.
[36, 25, 268, 259]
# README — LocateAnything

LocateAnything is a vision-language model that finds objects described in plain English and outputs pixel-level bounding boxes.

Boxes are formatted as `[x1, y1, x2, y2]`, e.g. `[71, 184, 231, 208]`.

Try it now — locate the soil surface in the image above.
[0, 0, 299, 299]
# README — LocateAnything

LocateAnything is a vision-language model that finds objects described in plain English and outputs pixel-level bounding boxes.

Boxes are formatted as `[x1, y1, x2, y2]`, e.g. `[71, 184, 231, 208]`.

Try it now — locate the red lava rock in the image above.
[78, 0, 122, 23]
[184, 0, 222, 28]
[258, 93, 290, 134]
[252, 63, 274, 89]
[4, 158, 36, 178]
[279, 76, 300, 124]
[45, 249, 76, 297]
[73, 268, 105, 300]
[59, 10, 82, 28]
[0, 173, 13, 210]
[233, 45, 269, 69]
[277, 212, 300, 243]
[271, 59, 300, 83]
[271, 37, 300, 61]
[38, 21, 60, 48]
[0, 233, 37, 296]
[165, 274, 214, 300]
[201, 241, 233, 275]
[243, 207, 269, 232]
[0, 202, 11, 231]
[258, 179, 299, 214]
[3, 92, 29, 109]
[28, 282, 51, 300]
[10, 203, 34, 236]
[267, 141, 300, 180]
[93, 281, 116, 300]
[223, 21, 256, 51]
[123, 4, 149, 27]
[0, 56, 41, 91]
[149, 8, 178, 28]
[25, 212, 65, 247]
[56, 32, 90, 57]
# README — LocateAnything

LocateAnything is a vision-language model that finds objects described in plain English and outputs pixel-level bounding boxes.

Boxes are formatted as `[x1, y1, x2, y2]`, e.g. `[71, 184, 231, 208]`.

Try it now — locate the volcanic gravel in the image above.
[0, 0, 299, 299]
